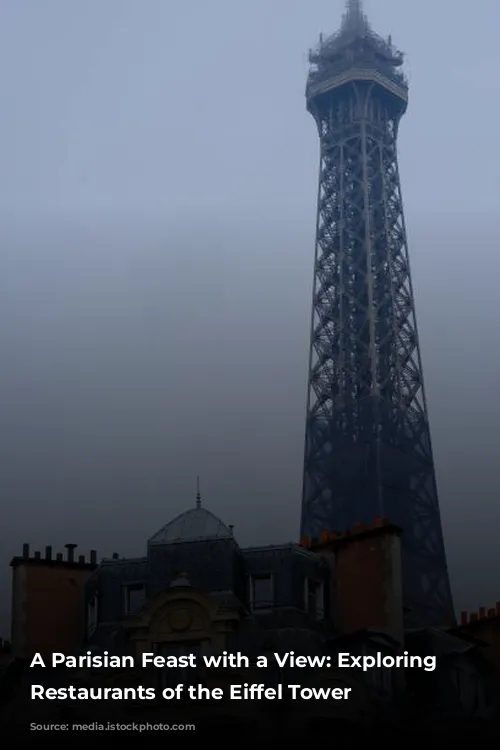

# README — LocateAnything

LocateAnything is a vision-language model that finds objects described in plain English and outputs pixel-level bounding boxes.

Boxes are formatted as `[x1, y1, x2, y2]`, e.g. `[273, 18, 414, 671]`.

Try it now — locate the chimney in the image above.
[56, 553, 63, 561]
[45, 546, 52, 560]
[22, 543, 30, 558]
[34, 551, 41, 560]
[90, 550, 97, 565]
[315, 518, 404, 644]
[65, 544, 77, 563]
[112, 553, 119, 560]
[78, 555, 85, 564]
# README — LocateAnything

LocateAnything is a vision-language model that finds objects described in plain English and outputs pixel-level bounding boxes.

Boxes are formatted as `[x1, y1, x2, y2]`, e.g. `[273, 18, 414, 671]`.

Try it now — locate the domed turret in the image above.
[148, 484, 234, 546]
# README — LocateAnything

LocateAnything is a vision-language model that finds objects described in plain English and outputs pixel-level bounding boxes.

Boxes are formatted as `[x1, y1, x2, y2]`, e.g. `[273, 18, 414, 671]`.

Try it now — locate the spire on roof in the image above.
[196, 476, 201, 509]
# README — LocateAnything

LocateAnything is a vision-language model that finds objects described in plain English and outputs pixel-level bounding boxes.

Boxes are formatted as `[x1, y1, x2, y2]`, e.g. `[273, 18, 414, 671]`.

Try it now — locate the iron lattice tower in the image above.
[301, 0, 454, 626]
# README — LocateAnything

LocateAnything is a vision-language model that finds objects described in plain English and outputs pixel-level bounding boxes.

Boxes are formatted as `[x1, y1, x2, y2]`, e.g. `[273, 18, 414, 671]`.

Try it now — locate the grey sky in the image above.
[0, 0, 499, 634]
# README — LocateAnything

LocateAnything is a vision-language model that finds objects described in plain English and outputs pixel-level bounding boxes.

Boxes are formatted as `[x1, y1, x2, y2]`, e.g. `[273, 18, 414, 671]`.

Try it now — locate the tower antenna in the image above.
[347, 0, 363, 15]
[342, 0, 368, 32]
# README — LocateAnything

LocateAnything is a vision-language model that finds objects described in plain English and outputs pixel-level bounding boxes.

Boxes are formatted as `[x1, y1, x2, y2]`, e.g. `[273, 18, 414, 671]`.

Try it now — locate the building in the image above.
[455, 606, 500, 677]
[2, 497, 498, 735]
[1, 0, 499, 738]
[10, 544, 98, 661]
[300, 0, 454, 627]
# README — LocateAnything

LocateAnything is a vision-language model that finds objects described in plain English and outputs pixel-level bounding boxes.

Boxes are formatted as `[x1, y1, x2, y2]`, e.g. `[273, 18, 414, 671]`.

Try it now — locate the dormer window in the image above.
[124, 583, 146, 615]
[250, 574, 273, 610]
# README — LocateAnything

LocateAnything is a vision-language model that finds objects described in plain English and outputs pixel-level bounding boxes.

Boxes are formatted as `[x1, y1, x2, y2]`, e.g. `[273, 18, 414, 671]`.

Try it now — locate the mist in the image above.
[0, 0, 499, 634]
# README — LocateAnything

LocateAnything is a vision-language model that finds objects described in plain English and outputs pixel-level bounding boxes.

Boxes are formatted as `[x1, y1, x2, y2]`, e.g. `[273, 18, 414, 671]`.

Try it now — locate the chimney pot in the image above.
[22, 543, 30, 558]
[56, 553, 63, 561]
[34, 551, 41, 560]
[78, 555, 85, 564]
[460, 611, 468, 625]
[90, 550, 97, 565]
[65, 544, 77, 563]
[45, 546, 52, 560]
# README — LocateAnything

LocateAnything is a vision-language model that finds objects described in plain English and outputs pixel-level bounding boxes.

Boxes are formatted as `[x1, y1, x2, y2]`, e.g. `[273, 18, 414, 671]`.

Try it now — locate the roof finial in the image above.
[196, 476, 201, 509]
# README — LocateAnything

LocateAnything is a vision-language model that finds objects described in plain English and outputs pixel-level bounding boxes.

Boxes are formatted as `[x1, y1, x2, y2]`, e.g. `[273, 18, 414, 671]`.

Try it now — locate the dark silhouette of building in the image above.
[10, 544, 98, 660]
[2, 1, 500, 739]
[300, 0, 454, 627]
[2, 500, 500, 733]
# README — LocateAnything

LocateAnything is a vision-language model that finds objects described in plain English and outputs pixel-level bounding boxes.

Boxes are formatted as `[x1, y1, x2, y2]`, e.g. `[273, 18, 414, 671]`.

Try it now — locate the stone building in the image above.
[83, 501, 499, 728]
[10, 543, 97, 661]
[2, 498, 499, 736]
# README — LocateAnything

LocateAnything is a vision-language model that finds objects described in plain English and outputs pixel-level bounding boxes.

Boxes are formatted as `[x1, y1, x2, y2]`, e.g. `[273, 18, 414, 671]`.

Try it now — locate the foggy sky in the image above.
[0, 0, 499, 635]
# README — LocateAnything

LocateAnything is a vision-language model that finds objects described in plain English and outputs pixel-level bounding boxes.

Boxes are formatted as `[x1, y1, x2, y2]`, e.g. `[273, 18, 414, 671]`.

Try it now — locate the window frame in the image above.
[249, 573, 274, 611]
[304, 577, 325, 620]
[87, 594, 98, 636]
[123, 581, 146, 615]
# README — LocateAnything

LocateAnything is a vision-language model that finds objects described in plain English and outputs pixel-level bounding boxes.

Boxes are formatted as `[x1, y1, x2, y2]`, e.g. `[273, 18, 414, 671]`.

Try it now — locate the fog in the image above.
[0, 0, 499, 634]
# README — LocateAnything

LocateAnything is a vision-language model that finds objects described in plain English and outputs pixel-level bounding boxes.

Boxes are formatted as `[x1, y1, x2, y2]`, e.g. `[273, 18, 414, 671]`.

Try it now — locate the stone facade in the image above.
[2, 503, 499, 733]
[10, 544, 98, 660]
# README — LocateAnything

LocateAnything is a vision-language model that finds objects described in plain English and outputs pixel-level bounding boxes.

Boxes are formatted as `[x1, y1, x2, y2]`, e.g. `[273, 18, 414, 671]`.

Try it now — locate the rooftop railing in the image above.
[307, 60, 408, 92]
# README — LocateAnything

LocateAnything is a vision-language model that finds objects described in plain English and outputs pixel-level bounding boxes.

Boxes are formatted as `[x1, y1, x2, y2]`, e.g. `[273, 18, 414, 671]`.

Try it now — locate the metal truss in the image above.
[300, 30, 455, 626]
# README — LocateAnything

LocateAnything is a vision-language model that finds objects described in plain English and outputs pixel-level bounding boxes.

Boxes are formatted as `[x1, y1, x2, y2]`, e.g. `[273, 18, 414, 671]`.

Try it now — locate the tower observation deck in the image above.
[301, 0, 454, 626]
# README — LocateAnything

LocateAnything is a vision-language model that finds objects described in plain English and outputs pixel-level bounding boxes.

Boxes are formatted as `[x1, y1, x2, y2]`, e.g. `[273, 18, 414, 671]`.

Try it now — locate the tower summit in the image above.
[301, 1, 454, 626]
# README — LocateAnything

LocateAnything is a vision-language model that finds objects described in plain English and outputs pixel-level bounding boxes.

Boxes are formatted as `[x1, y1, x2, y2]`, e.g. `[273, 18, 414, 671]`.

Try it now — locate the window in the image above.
[250, 574, 273, 610]
[87, 596, 98, 636]
[305, 579, 324, 619]
[360, 646, 392, 694]
[453, 667, 480, 715]
[124, 583, 146, 615]
[155, 641, 202, 689]
[372, 663, 393, 693]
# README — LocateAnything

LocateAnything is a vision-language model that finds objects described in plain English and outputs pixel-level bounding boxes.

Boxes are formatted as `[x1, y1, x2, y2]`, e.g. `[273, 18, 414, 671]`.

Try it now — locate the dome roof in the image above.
[148, 505, 233, 546]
